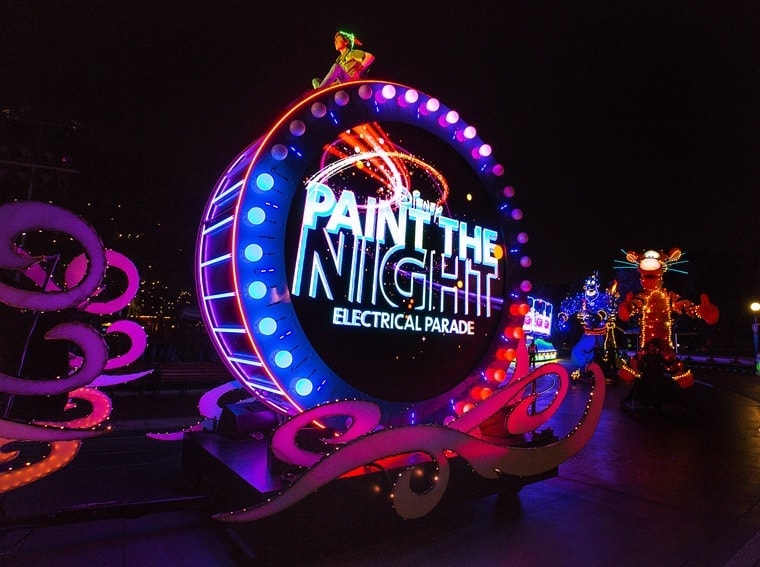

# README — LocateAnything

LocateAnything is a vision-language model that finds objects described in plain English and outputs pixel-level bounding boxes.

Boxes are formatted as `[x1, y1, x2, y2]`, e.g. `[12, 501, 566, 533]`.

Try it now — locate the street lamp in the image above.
[751, 301, 760, 375]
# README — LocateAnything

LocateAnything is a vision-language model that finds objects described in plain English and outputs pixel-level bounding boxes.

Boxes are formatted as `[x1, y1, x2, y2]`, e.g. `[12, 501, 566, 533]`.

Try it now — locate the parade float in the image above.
[0, 60, 606, 530]
[187, 77, 605, 523]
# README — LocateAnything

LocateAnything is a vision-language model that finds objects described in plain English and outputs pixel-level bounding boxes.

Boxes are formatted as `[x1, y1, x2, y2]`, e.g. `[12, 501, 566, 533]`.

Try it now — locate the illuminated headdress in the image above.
[614, 248, 689, 275]
[583, 271, 600, 295]
[337, 30, 362, 50]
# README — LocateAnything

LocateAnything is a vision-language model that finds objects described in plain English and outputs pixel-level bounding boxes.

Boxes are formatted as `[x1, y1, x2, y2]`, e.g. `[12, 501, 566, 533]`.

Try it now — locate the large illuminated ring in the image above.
[196, 81, 528, 422]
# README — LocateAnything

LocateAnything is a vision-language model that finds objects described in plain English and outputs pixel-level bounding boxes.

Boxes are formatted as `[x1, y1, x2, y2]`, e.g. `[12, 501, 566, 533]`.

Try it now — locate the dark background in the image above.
[2, 1, 758, 351]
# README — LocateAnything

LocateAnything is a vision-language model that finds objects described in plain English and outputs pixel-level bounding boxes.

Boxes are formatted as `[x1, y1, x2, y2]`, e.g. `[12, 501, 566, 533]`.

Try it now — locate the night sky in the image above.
[2, 1, 759, 344]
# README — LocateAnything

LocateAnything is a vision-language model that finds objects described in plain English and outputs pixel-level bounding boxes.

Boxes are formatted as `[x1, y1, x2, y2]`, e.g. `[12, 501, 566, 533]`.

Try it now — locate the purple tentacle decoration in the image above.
[0, 201, 145, 489]
[0, 201, 106, 311]
[0, 322, 107, 395]
[215, 362, 605, 522]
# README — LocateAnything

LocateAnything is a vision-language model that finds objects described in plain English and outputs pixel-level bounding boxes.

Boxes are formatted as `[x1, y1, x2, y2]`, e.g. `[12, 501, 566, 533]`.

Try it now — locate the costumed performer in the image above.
[312, 31, 375, 89]
[616, 248, 719, 388]
[557, 271, 621, 382]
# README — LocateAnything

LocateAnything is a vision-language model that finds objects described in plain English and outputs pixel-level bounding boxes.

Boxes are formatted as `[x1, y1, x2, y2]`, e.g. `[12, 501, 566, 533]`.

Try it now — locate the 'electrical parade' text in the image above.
[291, 182, 504, 332]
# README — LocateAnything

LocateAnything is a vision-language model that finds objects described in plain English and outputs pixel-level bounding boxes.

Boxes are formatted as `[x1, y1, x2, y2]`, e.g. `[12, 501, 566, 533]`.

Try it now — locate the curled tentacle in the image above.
[447, 362, 569, 436]
[66, 250, 140, 314]
[271, 400, 381, 467]
[0, 201, 106, 312]
[198, 381, 246, 421]
[504, 365, 569, 435]
[214, 365, 605, 522]
[0, 439, 81, 493]
[34, 387, 113, 430]
[82, 320, 152, 388]
[0, 418, 107, 442]
[0, 322, 108, 395]
[392, 450, 450, 519]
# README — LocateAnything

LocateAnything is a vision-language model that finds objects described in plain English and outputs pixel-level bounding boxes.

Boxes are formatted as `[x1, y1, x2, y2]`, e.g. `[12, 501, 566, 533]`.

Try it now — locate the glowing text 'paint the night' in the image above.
[291, 182, 502, 325]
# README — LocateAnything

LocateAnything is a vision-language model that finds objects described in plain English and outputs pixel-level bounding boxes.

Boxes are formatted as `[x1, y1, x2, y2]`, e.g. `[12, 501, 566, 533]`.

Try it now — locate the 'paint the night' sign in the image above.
[286, 121, 506, 404]
[292, 182, 501, 333]
[196, 81, 529, 425]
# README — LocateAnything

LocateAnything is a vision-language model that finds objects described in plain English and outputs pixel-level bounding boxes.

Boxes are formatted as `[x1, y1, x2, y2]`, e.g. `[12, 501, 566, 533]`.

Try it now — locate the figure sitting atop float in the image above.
[616, 248, 719, 388]
[312, 30, 375, 89]
[557, 271, 621, 381]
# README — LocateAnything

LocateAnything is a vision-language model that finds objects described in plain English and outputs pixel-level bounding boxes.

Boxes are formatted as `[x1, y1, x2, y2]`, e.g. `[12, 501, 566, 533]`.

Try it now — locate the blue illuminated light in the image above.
[294, 378, 314, 396]
[258, 317, 276, 335]
[334, 90, 350, 106]
[244, 243, 263, 262]
[246, 207, 265, 224]
[256, 173, 275, 190]
[274, 350, 293, 368]
[311, 102, 327, 118]
[270, 145, 288, 161]
[289, 120, 306, 136]
[247, 281, 266, 299]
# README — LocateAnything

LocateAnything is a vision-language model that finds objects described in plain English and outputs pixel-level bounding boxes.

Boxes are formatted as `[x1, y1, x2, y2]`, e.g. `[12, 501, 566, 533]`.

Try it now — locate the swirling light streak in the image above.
[308, 149, 450, 215]
[321, 123, 411, 192]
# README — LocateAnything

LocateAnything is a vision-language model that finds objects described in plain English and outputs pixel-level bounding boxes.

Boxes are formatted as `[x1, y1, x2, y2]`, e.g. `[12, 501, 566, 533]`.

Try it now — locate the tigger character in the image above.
[616, 248, 719, 388]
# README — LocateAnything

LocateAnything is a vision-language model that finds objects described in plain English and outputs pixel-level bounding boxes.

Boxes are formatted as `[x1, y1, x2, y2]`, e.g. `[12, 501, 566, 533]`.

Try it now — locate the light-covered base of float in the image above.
[179, 358, 604, 558]
[181, 425, 558, 557]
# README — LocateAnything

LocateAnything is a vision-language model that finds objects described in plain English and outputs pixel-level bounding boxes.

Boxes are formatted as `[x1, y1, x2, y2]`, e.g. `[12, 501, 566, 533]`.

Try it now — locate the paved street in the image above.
[2, 360, 760, 566]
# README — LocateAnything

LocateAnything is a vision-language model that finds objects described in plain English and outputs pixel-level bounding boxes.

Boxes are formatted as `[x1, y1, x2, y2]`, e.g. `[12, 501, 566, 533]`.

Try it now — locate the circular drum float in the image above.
[195, 81, 530, 428]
